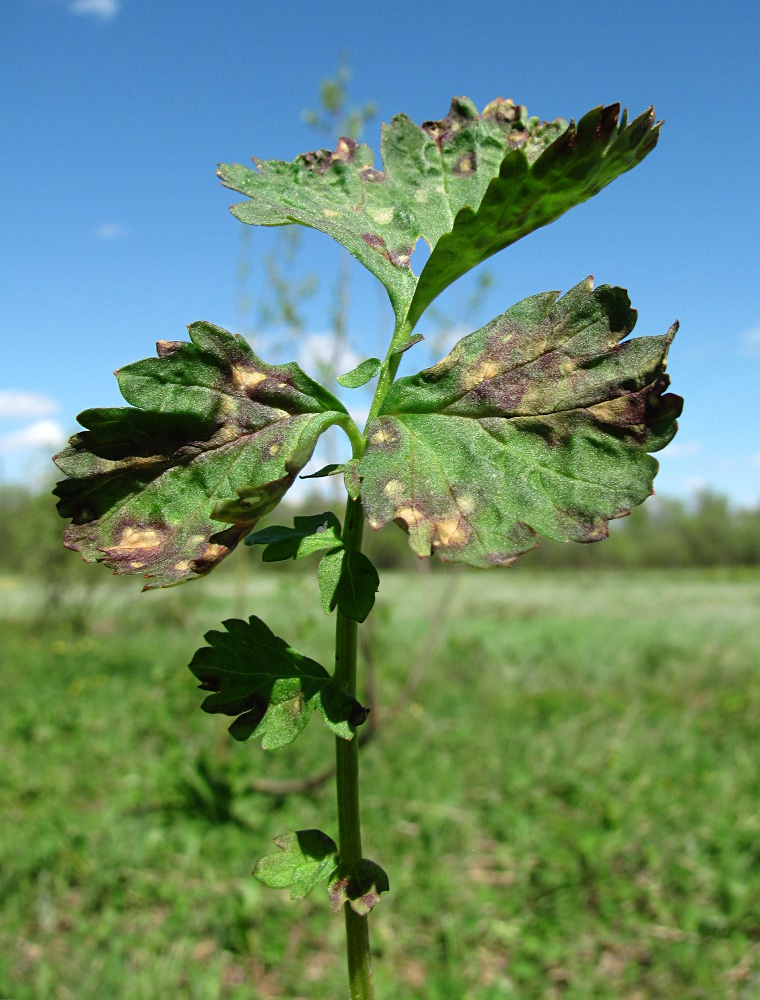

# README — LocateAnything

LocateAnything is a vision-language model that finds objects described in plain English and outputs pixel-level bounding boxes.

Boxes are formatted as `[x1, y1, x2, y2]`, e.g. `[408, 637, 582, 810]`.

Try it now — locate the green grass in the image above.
[1, 566, 759, 999]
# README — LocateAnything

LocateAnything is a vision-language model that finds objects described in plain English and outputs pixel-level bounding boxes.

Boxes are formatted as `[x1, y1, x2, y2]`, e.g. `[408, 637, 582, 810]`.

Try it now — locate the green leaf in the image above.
[391, 333, 424, 357]
[318, 549, 379, 623]
[359, 278, 682, 567]
[407, 103, 660, 327]
[337, 358, 382, 388]
[245, 512, 342, 561]
[188, 616, 365, 748]
[53, 322, 349, 589]
[328, 859, 390, 915]
[219, 99, 659, 326]
[254, 830, 338, 900]
[300, 463, 345, 479]
[343, 459, 362, 501]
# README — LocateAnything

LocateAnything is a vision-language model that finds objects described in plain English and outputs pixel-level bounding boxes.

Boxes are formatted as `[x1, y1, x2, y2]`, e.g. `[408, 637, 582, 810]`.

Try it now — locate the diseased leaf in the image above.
[337, 358, 382, 388]
[219, 99, 659, 327]
[254, 830, 338, 900]
[343, 459, 362, 501]
[245, 512, 342, 562]
[328, 859, 389, 916]
[359, 278, 682, 566]
[188, 616, 364, 748]
[318, 549, 379, 623]
[53, 322, 350, 589]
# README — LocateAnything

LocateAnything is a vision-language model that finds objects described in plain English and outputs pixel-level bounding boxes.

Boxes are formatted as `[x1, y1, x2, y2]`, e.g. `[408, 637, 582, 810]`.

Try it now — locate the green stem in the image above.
[334, 494, 374, 999]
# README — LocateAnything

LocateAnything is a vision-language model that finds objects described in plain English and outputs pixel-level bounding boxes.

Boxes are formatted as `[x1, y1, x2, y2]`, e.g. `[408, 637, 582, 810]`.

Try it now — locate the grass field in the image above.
[1, 566, 759, 999]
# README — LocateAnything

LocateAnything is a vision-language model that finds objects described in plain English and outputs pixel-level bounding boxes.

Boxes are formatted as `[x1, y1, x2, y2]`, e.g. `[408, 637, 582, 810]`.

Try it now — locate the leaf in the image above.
[328, 859, 390, 916]
[318, 549, 380, 623]
[300, 463, 345, 479]
[391, 333, 424, 357]
[406, 103, 660, 328]
[188, 616, 364, 748]
[254, 830, 338, 900]
[53, 322, 350, 589]
[337, 358, 382, 388]
[245, 511, 343, 562]
[359, 278, 682, 566]
[219, 99, 659, 326]
[343, 459, 362, 501]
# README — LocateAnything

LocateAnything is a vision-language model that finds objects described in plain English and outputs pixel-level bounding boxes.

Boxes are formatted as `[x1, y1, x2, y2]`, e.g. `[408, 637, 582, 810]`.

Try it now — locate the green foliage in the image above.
[53, 322, 351, 589]
[360, 278, 680, 565]
[188, 616, 364, 747]
[254, 830, 339, 899]
[219, 98, 658, 325]
[245, 511, 343, 561]
[317, 548, 379, 622]
[3, 571, 760, 998]
[337, 358, 383, 388]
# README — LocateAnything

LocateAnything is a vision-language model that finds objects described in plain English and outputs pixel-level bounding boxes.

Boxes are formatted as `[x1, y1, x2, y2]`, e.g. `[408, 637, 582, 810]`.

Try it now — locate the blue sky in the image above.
[3, 0, 759, 506]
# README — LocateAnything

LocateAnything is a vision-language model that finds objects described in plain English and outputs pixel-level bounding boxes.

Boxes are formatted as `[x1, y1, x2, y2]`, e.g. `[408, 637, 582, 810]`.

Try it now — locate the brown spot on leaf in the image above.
[453, 152, 477, 176]
[331, 136, 357, 165]
[360, 166, 384, 182]
[156, 340, 184, 358]
[232, 366, 267, 393]
[110, 526, 164, 552]
[481, 97, 523, 123]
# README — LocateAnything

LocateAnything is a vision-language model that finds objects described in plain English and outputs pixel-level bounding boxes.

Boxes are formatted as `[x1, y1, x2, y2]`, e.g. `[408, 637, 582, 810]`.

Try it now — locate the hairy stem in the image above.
[334, 494, 374, 999]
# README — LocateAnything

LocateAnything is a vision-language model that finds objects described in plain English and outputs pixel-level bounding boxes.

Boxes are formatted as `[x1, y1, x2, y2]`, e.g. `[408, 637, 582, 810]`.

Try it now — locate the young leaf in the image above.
[300, 463, 345, 479]
[254, 830, 338, 900]
[390, 333, 424, 357]
[328, 859, 390, 916]
[318, 549, 380, 623]
[359, 278, 682, 566]
[53, 322, 350, 589]
[188, 616, 365, 748]
[245, 512, 342, 561]
[337, 358, 382, 388]
[219, 99, 659, 326]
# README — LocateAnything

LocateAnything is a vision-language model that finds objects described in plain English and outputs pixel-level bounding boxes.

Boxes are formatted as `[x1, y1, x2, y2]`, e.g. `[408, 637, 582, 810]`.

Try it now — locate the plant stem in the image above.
[334, 494, 374, 999]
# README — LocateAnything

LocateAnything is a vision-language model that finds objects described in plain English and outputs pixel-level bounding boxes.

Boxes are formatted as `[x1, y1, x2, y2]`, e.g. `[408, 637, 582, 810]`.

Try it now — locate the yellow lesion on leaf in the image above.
[463, 359, 502, 391]
[174, 559, 191, 573]
[383, 479, 405, 501]
[432, 516, 468, 548]
[367, 206, 394, 225]
[111, 527, 164, 552]
[233, 366, 267, 392]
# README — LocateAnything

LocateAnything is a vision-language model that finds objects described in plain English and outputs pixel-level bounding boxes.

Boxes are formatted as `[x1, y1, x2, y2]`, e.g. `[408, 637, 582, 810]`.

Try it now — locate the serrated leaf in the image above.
[53, 323, 349, 589]
[245, 512, 343, 561]
[188, 616, 364, 748]
[220, 99, 659, 327]
[328, 859, 389, 915]
[359, 278, 682, 566]
[254, 830, 338, 900]
[337, 358, 382, 388]
[317, 549, 379, 623]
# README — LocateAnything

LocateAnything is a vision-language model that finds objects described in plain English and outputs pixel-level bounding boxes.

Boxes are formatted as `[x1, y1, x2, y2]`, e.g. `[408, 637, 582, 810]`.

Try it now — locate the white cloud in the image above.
[69, 0, 119, 18]
[0, 420, 67, 454]
[0, 391, 60, 421]
[662, 441, 702, 459]
[95, 222, 127, 241]
[740, 326, 760, 357]
[298, 333, 361, 378]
